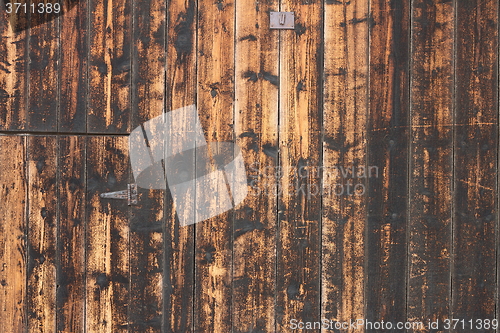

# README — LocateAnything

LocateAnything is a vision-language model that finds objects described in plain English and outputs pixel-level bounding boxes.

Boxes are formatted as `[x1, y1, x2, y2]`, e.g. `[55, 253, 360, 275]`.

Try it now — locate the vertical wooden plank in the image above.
[28, 3, 59, 131]
[0, 9, 28, 130]
[366, 0, 410, 326]
[86, 136, 129, 332]
[195, 0, 234, 330]
[408, 0, 455, 328]
[129, 0, 166, 330]
[87, 0, 131, 133]
[321, 0, 369, 330]
[453, 0, 498, 326]
[0, 135, 27, 332]
[129, 187, 164, 332]
[57, 136, 86, 333]
[131, 0, 165, 128]
[277, 0, 323, 330]
[164, 0, 196, 331]
[59, 0, 89, 132]
[233, 0, 279, 330]
[27, 136, 58, 332]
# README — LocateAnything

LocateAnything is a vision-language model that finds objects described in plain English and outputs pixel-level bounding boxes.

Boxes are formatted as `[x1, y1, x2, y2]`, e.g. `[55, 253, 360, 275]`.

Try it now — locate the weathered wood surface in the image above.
[0, 8, 28, 130]
[276, 0, 323, 331]
[28, 6, 59, 131]
[194, 0, 235, 331]
[233, 0, 278, 330]
[85, 136, 130, 332]
[453, 0, 498, 325]
[87, 0, 131, 133]
[27, 136, 58, 332]
[59, 0, 89, 132]
[408, 0, 455, 328]
[367, 0, 410, 328]
[57, 136, 86, 333]
[322, 1, 369, 331]
[129, 0, 165, 331]
[163, 0, 196, 331]
[0, 136, 27, 332]
[0, 0, 500, 332]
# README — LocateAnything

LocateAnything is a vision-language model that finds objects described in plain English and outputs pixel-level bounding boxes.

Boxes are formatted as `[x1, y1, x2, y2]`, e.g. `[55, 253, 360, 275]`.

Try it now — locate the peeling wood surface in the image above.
[0, 0, 499, 332]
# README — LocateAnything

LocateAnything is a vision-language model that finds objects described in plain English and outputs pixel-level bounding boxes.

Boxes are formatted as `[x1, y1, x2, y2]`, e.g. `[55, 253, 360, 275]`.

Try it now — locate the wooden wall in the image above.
[0, 0, 499, 332]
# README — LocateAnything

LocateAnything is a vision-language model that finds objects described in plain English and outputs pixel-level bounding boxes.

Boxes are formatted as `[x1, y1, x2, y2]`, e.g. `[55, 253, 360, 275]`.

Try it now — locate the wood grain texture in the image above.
[366, 0, 410, 327]
[27, 136, 58, 332]
[131, 0, 165, 128]
[85, 136, 129, 332]
[408, 0, 455, 329]
[195, 0, 235, 331]
[129, 186, 164, 332]
[321, 1, 369, 331]
[57, 136, 86, 333]
[453, 0, 499, 325]
[87, 0, 131, 133]
[0, 11, 28, 130]
[277, 0, 323, 331]
[0, 135, 27, 333]
[1, 1, 500, 331]
[129, 0, 165, 331]
[164, 0, 196, 331]
[28, 5, 59, 131]
[59, 0, 89, 132]
[233, 0, 279, 330]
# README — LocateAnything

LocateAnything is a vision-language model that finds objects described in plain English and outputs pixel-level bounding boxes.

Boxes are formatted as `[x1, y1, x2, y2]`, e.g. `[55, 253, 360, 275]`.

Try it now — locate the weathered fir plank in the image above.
[129, 0, 166, 330]
[164, 0, 197, 330]
[59, 0, 89, 132]
[85, 136, 129, 332]
[87, 0, 131, 133]
[366, 0, 410, 327]
[0, 9, 28, 130]
[321, 0, 369, 331]
[195, 0, 235, 331]
[57, 136, 86, 333]
[27, 5, 59, 131]
[277, 0, 323, 331]
[453, 0, 499, 326]
[408, 0, 455, 329]
[233, 0, 279, 330]
[26, 136, 58, 332]
[0, 135, 27, 332]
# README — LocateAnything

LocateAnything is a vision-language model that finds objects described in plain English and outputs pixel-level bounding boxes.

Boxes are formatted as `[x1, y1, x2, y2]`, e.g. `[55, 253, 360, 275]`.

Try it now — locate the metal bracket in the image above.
[100, 183, 138, 206]
[270, 12, 295, 29]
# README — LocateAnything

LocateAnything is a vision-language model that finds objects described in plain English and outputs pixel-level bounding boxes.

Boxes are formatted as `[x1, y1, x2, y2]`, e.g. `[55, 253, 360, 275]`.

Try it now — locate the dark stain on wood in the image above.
[239, 34, 257, 42]
[174, 0, 195, 62]
[260, 71, 278, 86]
